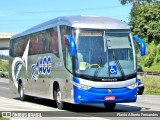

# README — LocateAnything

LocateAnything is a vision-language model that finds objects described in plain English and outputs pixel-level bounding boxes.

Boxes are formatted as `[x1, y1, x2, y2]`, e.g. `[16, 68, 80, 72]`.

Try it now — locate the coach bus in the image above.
[9, 15, 146, 110]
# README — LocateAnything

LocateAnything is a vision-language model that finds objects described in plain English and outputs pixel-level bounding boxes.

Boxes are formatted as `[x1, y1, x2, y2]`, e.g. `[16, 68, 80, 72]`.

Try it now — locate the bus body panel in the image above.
[11, 16, 130, 40]
[72, 77, 137, 104]
[73, 77, 136, 88]
[73, 85, 137, 104]
[9, 52, 75, 103]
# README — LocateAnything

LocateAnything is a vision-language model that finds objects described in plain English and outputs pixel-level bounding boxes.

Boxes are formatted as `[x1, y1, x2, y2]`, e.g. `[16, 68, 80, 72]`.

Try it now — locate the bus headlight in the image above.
[74, 83, 91, 90]
[127, 83, 138, 89]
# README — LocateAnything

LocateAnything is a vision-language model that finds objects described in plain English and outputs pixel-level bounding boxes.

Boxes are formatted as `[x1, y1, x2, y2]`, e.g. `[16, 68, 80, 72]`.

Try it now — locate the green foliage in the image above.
[140, 76, 160, 95]
[130, 2, 160, 44]
[120, 0, 157, 6]
[0, 59, 9, 72]
[0, 117, 9, 120]
[144, 56, 153, 67]
[127, 2, 160, 69]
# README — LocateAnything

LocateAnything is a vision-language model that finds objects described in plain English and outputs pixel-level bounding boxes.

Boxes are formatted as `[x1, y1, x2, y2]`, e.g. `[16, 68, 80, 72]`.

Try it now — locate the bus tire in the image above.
[138, 92, 143, 95]
[104, 103, 116, 111]
[54, 86, 65, 109]
[19, 83, 27, 101]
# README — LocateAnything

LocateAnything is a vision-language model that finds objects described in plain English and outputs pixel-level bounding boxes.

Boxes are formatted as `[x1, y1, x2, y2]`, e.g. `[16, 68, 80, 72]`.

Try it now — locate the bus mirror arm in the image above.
[64, 35, 76, 56]
[133, 36, 146, 56]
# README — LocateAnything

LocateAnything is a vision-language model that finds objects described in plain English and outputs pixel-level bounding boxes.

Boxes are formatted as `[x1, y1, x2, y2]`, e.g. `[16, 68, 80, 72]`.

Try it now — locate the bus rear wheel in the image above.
[54, 87, 65, 109]
[19, 83, 27, 101]
[104, 103, 116, 111]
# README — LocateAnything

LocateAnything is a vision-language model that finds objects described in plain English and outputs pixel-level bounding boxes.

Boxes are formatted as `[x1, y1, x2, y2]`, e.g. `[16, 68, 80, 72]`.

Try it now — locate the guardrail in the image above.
[137, 71, 160, 76]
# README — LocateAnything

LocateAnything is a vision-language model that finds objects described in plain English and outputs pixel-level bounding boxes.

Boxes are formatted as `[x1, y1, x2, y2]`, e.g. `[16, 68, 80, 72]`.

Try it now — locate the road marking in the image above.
[0, 96, 58, 111]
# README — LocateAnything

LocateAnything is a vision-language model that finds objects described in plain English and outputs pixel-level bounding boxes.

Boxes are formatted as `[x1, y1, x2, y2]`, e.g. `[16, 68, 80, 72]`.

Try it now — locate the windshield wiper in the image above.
[93, 67, 100, 80]
[112, 55, 125, 79]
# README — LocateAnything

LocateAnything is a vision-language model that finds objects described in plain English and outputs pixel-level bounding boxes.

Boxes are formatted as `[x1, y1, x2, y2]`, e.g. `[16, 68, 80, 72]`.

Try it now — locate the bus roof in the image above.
[11, 15, 130, 39]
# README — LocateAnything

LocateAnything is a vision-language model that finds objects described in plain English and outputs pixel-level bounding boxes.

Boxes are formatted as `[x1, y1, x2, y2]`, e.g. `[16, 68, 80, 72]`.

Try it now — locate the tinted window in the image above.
[60, 25, 73, 72]
[11, 27, 60, 57]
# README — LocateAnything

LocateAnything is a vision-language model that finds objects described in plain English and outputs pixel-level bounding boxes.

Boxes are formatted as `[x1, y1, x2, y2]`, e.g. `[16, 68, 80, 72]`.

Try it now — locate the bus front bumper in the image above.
[73, 86, 137, 104]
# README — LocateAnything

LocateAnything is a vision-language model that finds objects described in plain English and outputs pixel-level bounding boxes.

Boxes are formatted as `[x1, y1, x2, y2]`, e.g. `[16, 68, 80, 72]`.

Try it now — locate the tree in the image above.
[130, 2, 160, 43]
[120, 0, 160, 67]
[119, 0, 160, 43]
[120, 0, 157, 6]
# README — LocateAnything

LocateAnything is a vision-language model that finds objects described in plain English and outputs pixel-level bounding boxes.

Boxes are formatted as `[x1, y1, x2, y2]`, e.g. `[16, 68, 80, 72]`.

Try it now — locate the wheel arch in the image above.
[53, 81, 60, 99]
[18, 79, 22, 93]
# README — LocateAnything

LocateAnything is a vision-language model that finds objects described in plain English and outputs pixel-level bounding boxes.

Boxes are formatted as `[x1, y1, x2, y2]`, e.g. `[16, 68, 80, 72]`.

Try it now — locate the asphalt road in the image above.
[0, 78, 160, 120]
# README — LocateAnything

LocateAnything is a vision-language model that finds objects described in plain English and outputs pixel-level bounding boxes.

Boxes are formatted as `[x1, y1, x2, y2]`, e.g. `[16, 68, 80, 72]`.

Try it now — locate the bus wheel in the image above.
[19, 83, 27, 101]
[54, 87, 65, 109]
[104, 103, 116, 111]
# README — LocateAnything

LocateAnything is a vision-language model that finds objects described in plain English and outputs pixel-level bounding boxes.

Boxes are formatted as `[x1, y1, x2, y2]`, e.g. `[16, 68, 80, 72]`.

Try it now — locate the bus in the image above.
[9, 15, 146, 110]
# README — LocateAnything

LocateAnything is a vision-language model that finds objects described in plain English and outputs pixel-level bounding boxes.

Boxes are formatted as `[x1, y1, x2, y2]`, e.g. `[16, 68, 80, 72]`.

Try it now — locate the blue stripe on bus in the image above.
[15, 61, 23, 74]
[73, 76, 80, 83]
[73, 77, 137, 104]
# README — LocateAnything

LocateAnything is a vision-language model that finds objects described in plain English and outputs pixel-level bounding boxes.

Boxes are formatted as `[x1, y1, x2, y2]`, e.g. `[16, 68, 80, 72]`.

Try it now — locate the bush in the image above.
[144, 56, 154, 67]
[0, 59, 9, 72]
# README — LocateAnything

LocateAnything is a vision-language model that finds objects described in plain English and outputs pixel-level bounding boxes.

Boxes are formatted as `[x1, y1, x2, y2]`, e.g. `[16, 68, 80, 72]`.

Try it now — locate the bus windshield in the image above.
[74, 29, 136, 81]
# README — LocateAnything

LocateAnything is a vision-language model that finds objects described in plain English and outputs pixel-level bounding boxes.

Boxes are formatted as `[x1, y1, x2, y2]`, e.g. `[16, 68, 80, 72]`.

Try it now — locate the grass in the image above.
[0, 59, 9, 72]
[143, 63, 160, 70]
[0, 117, 9, 120]
[0, 114, 9, 120]
[0, 59, 9, 78]
[139, 76, 160, 95]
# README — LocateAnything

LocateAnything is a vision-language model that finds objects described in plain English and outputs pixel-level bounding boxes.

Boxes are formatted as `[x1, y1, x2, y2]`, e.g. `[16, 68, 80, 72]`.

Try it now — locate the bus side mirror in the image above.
[133, 36, 146, 56]
[64, 35, 76, 56]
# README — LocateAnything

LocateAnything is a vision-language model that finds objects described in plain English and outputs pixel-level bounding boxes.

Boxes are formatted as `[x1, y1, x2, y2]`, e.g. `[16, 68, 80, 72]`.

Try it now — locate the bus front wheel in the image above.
[104, 103, 116, 111]
[54, 87, 65, 109]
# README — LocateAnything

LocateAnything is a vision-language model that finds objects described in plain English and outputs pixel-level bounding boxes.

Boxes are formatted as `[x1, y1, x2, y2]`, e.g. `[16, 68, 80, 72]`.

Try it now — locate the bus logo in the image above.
[109, 66, 117, 74]
[108, 89, 112, 93]
[31, 56, 52, 80]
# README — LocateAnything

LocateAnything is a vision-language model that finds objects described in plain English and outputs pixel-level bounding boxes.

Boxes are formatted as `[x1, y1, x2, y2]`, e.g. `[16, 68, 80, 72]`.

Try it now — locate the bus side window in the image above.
[9, 40, 13, 57]
[45, 30, 50, 52]
[13, 42, 16, 56]
[61, 29, 66, 50]
[17, 43, 22, 56]
[50, 31, 58, 52]
[29, 41, 33, 55]
[23, 40, 28, 52]
[42, 31, 49, 52]
[60, 26, 73, 72]
[49, 28, 59, 57]
[38, 33, 43, 53]
[16, 39, 24, 56]
[32, 35, 38, 54]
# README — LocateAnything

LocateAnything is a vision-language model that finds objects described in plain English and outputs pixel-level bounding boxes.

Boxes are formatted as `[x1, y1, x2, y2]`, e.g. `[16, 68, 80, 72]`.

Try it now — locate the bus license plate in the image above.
[104, 96, 115, 100]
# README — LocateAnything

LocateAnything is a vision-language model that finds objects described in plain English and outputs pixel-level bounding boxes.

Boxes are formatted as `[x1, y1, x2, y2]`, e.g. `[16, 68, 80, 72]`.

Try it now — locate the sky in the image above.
[0, 0, 132, 33]
[0, 0, 132, 55]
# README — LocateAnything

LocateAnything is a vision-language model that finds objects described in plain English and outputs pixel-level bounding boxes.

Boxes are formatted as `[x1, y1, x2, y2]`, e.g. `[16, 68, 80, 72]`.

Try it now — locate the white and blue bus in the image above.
[9, 15, 146, 110]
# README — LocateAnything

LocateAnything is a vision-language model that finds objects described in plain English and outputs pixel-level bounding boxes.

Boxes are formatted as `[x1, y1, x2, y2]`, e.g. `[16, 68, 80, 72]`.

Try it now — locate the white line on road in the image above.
[0, 96, 58, 111]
